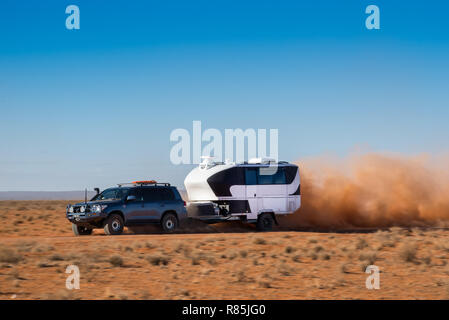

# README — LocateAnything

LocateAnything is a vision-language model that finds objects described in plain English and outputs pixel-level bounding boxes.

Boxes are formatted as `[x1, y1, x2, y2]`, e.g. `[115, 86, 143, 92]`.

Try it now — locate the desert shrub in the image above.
[37, 260, 54, 268]
[278, 263, 293, 276]
[174, 242, 191, 257]
[226, 249, 238, 260]
[399, 242, 418, 263]
[356, 238, 369, 250]
[285, 246, 297, 254]
[50, 254, 65, 261]
[422, 255, 432, 266]
[320, 253, 331, 260]
[309, 252, 318, 260]
[340, 262, 350, 274]
[147, 254, 169, 266]
[235, 270, 251, 282]
[0, 248, 22, 264]
[145, 241, 155, 249]
[109, 255, 124, 267]
[253, 238, 266, 245]
[359, 251, 377, 265]
[313, 245, 324, 253]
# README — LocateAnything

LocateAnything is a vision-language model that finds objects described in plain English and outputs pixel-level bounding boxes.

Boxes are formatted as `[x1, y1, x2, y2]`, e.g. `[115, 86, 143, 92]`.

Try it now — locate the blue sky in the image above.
[0, 1, 448, 191]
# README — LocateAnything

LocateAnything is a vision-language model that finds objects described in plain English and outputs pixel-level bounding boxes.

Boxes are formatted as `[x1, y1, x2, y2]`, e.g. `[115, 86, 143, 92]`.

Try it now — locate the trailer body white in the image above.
[184, 158, 300, 229]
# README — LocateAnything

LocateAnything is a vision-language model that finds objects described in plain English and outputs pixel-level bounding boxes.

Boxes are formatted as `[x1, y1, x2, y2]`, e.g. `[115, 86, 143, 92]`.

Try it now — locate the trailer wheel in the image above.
[72, 223, 93, 236]
[256, 213, 274, 232]
[103, 214, 124, 235]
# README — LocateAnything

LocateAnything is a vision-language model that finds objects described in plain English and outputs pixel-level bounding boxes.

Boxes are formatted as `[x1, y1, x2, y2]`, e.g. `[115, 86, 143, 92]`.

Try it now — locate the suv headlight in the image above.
[68, 205, 74, 213]
[80, 205, 86, 213]
[91, 204, 107, 213]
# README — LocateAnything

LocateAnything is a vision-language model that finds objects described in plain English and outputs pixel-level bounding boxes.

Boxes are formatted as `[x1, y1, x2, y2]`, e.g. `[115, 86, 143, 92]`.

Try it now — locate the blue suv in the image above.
[66, 181, 187, 235]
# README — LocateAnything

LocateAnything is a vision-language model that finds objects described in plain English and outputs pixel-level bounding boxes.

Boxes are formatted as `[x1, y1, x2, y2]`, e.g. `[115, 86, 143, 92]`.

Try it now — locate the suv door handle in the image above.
[254, 194, 256, 197]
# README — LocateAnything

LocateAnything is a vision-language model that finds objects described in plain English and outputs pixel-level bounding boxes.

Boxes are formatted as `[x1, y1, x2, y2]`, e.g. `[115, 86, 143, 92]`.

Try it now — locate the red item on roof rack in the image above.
[132, 180, 157, 184]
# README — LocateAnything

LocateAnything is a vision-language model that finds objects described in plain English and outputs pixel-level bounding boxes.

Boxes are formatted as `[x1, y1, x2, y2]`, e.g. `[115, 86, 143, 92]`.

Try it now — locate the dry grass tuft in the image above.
[253, 238, 267, 245]
[399, 242, 418, 263]
[0, 248, 23, 264]
[109, 255, 124, 267]
[147, 254, 170, 266]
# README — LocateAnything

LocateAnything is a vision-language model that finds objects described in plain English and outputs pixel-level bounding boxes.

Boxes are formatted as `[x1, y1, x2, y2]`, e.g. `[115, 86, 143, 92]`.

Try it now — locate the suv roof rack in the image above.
[117, 181, 171, 187]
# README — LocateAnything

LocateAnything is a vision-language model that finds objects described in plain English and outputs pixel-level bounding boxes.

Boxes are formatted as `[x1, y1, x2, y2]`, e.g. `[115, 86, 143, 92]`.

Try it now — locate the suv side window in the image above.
[129, 187, 143, 201]
[172, 188, 183, 201]
[140, 187, 175, 202]
[142, 187, 157, 202]
[161, 188, 175, 201]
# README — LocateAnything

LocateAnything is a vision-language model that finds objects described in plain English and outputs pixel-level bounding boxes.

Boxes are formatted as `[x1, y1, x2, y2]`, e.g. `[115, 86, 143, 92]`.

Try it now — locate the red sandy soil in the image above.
[1, 200, 449, 300]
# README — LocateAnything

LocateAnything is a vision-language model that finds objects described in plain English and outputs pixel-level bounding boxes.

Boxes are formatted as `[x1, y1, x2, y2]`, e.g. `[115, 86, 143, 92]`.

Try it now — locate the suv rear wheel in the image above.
[161, 213, 178, 233]
[72, 223, 93, 236]
[104, 213, 124, 235]
[256, 213, 274, 232]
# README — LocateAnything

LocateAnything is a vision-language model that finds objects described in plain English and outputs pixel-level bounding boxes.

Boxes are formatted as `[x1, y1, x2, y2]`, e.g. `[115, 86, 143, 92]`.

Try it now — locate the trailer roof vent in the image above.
[199, 156, 217, 170]
[248, 157, 277, 164]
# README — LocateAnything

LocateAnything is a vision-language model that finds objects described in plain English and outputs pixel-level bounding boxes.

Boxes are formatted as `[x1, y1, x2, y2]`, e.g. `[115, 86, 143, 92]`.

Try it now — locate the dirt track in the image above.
[1, 201, 449, 300]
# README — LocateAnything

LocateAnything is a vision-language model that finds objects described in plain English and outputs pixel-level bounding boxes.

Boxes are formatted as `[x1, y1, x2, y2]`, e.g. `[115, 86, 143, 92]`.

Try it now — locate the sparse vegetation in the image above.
[146, 254, 169, 266]
[253, 237, 267, 245]
[109, 255, 124, 267]
[399, 242, 418, 263]
[359, 251, 377, 265]
[0, 248, 22, 264]
[356, 238, 369, 250]
[1, 200, 449, 299]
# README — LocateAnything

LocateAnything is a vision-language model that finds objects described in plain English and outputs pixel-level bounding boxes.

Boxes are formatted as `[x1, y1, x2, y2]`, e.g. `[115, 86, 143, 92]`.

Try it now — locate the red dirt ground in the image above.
[1, 201, 449, 300]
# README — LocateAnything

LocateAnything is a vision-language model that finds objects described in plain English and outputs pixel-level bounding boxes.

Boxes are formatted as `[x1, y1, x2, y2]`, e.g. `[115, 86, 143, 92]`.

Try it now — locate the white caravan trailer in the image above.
[184, 157, 301, 231]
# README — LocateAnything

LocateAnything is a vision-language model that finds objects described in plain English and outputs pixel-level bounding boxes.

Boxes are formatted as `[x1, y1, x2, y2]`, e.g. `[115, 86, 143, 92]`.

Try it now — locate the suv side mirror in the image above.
[126, 195, 137, 202]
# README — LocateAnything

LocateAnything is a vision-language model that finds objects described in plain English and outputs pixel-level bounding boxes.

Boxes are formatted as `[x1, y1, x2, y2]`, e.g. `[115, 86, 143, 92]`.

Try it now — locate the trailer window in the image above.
[207, 167, 245, 197]
[245, 168, 258, 185]
[257, 167, 286, 185]
[272, 167, 286, 184]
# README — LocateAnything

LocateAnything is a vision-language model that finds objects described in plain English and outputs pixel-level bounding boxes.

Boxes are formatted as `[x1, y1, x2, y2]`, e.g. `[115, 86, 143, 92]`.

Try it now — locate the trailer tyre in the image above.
[161, 213, 178, 233]
[72, 223, 93, 236]
[256, 213, 274, 232]
[103, 214, 124, 235]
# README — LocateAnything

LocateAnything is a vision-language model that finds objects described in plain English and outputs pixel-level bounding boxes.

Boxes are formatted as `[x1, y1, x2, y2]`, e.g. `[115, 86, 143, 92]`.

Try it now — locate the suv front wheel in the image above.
[72, 223, 93, 236]
[161, 213, 178, 233]
[104, 213, 124, 235]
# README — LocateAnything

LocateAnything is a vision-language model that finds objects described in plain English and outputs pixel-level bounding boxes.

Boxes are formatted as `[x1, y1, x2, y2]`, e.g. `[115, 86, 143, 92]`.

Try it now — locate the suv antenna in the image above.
[84, 188, 87, 204]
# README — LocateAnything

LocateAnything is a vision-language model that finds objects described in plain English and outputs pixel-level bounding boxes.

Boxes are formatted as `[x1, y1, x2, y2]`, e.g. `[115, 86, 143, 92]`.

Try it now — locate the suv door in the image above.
[160, 187, 177, 213]
[141, 187, 165, 222]
[124, 187, 146, 223]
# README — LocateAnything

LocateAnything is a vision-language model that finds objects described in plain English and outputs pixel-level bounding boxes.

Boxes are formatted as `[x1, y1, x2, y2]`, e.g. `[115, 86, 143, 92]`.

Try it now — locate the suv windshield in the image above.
[91, 188, 129, 201]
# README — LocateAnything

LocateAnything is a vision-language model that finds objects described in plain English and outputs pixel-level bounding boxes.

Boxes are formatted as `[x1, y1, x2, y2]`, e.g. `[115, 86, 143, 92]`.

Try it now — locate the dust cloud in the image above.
[287, 152, 449, 229]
